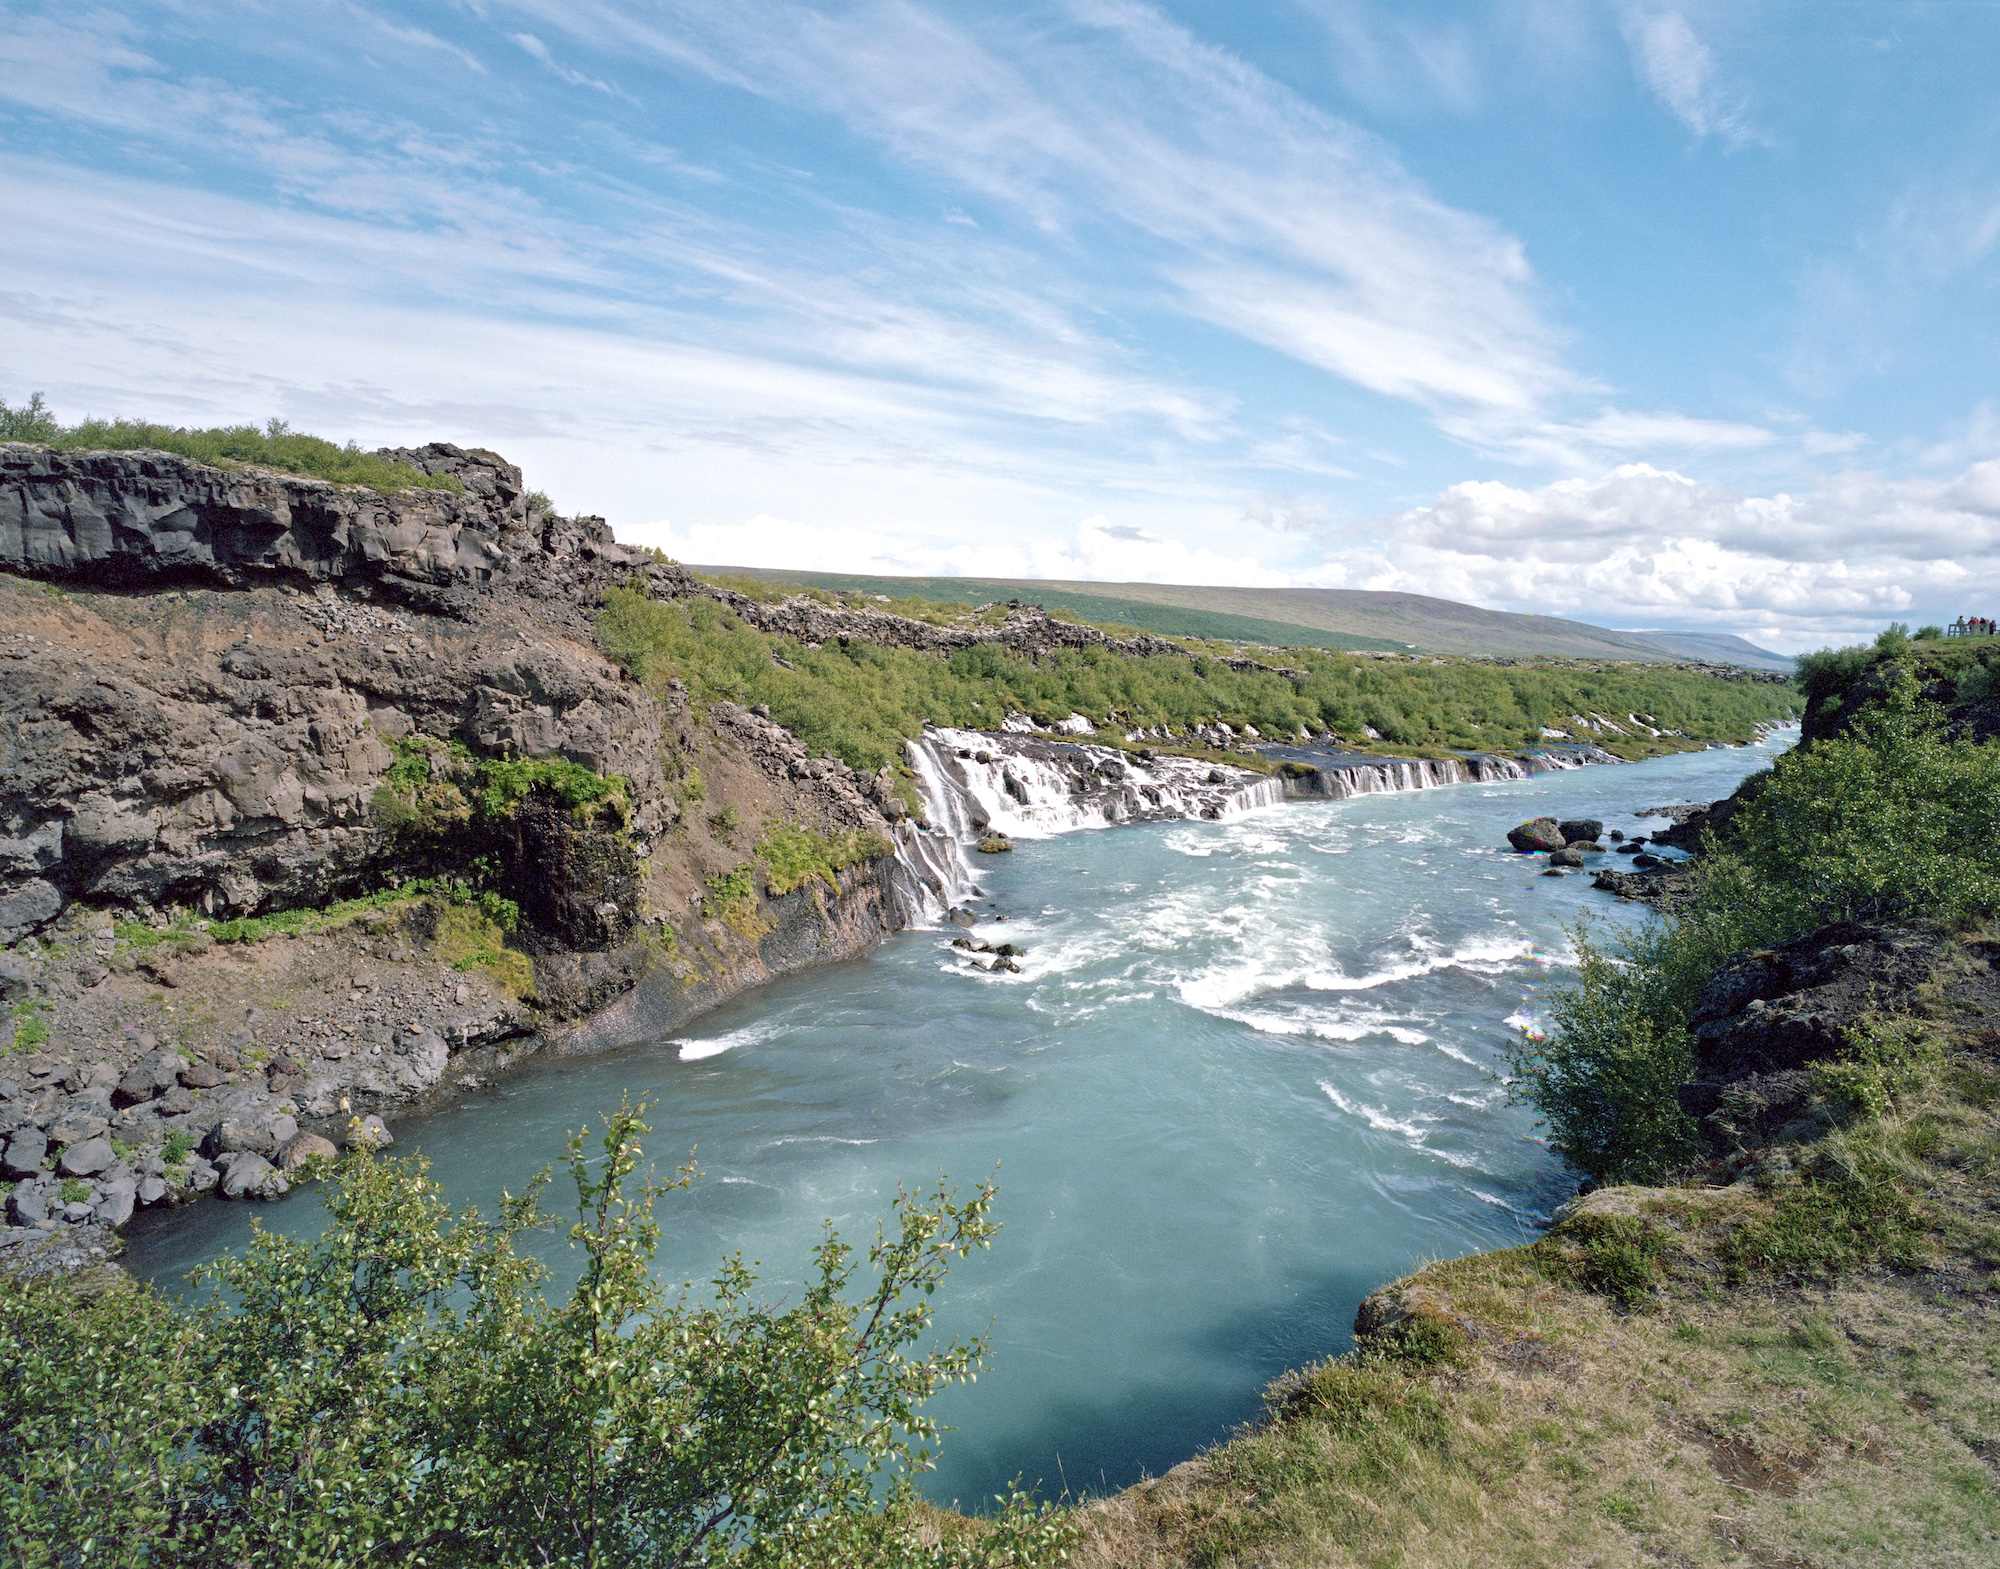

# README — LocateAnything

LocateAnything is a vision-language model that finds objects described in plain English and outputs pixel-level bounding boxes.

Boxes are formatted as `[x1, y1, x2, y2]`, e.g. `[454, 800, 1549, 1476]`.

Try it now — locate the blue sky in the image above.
[5, 2, 2000, 649]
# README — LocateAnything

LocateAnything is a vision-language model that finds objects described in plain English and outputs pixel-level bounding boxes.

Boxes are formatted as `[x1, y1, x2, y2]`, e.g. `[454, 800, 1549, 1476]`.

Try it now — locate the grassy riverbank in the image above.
[1075, 1048, 2000, 1567]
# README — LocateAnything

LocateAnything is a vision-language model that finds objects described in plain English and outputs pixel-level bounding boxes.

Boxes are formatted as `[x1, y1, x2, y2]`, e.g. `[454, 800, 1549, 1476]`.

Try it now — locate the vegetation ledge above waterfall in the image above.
[594, 577, 1797, 774]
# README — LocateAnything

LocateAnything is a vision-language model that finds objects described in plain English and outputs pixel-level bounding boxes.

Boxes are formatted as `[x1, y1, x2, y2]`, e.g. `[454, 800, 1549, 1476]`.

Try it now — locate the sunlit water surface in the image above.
[128, 735, 1789, 1504]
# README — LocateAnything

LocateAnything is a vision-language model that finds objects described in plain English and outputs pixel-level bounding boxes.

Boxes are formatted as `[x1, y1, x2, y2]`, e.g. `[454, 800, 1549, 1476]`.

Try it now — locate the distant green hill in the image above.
[690, 569, 1412, 652]
[694, 569, 1742, 662]
[1615, 629, 1794, 673]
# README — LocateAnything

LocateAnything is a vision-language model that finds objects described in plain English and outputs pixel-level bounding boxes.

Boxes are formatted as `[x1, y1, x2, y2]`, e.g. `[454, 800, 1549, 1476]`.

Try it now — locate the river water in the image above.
[126, 731, 1790, 1506]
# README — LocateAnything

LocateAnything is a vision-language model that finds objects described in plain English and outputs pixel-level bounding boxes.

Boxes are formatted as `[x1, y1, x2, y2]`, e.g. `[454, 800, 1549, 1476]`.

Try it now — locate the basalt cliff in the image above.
[0, 442, 924, 1273]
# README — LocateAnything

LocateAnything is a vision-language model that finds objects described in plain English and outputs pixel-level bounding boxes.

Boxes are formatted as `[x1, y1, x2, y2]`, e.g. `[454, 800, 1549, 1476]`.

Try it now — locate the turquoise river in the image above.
[127, 732, 1790, 1507]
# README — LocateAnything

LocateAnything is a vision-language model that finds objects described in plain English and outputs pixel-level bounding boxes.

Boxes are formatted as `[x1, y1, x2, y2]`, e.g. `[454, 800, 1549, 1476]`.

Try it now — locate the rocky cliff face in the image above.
[1669, 920, 1984, 1156]
[0, 443, 907, 939]
[0, 441, 619, 608]
[0, 443, 911, 1265]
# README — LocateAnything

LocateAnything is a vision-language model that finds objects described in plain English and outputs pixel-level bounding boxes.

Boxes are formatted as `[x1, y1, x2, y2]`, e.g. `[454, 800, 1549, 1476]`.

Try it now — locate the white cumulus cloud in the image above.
[1327, 460, 2000, 646]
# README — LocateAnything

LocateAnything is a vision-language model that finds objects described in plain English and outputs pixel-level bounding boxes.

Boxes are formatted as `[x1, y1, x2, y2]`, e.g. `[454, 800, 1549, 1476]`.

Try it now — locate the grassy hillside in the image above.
[691, 568, 1412, 653]
[1620, 628, 1794, 672]
[698, 568, 1700, 661]
[599, 586, 1797, 773]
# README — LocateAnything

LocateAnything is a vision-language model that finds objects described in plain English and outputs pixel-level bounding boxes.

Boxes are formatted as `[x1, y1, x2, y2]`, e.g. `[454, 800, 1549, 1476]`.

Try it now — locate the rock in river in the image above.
[280, 1132, 339, 1170]
[1507, 818, 1567, 853]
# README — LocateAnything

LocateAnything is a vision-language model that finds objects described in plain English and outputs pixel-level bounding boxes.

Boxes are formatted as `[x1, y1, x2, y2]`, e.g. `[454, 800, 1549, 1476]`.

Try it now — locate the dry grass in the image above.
[1071, 1063, 2000, 1569]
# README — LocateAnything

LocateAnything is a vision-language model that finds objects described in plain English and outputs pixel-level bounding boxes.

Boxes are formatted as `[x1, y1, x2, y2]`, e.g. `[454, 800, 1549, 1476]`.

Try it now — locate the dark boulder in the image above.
[206, 1112, 279, 1161]
[1675, 922, 1948, 1155]
[1, 1128, 47, 1179]
[113, 1050, 184, 1108]
[1547, 847, 1586, 868]
[1558, 819, 1604, 844]
[1507, 818, 1566, 853]
[219, 1152, 284, 1200]
[1591, 863, 1698, 911]
[9, 1183, 49, 1226]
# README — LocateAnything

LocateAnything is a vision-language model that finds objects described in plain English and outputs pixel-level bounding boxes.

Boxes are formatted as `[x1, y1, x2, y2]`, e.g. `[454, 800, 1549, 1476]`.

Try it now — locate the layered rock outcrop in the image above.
[0, 442, 911, 1265]
[0, 441, 639, 609]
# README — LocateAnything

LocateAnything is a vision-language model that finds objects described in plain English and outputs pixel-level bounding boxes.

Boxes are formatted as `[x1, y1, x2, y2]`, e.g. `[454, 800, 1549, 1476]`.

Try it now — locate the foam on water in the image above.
[126, 726, 1797, 1509]
[673, 1019, 789, 1060]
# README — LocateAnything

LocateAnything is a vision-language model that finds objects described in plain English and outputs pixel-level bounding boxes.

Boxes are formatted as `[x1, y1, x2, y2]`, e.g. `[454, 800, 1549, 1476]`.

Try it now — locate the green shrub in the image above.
[0, 396, 461, 493]
[471, 755, 628, 822]
[0, 1103, 1063, 1566]
[703, 866, 759, 934]
[1508, 923, 1706, 1183]
[0, 392, 61, 442]
[1814, 1016, 1942, 1119]
[57, 1179, 91, 1206]
[376, 736, 628, 830]
[756, 822, 894, 896]
[162, 1129, 197, 1168]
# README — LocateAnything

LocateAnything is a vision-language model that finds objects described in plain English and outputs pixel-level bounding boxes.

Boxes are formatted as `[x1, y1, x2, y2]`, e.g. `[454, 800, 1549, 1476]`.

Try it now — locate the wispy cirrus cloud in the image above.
[1, 0, 1799, 484]
[1620, 8, 1761, 147]
[491, 0, 1579, 428]
[8, 0, 1987, 657]
[508, 32, 629, 99]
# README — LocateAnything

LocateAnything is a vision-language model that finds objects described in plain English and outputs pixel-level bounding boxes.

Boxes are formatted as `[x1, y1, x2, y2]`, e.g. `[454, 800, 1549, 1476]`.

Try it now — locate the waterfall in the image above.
[888, 734, 983, 924]
[916, 726, 1287, 837]
[890, 726, 1288, 924]
[888, 724, 1611, 926]
[1280, 753, 1531, 799]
